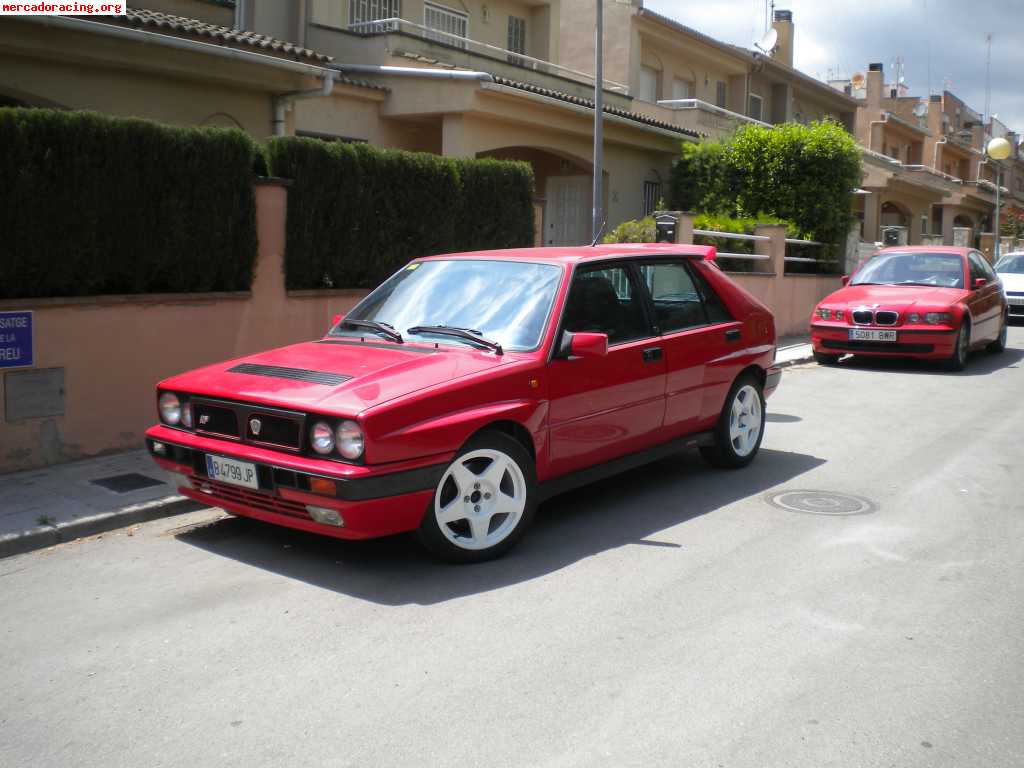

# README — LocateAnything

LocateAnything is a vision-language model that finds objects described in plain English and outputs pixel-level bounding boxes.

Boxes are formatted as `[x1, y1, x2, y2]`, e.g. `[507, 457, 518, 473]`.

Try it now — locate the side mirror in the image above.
[973, 278, 987, 289]
[558, 331, 608, 359]
[841, 275, 850, 286]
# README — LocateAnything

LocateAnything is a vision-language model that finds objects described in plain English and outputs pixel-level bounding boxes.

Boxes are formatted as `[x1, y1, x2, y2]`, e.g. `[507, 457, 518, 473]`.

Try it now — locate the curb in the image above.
[774, 345, 815, 369]
[0, 496, 206, 560]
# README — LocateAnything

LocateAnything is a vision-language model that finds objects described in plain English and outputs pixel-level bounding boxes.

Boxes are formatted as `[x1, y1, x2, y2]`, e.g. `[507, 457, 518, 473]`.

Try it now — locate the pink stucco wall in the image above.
[729, 272, 842, 338]
[0, 184, 367, 473]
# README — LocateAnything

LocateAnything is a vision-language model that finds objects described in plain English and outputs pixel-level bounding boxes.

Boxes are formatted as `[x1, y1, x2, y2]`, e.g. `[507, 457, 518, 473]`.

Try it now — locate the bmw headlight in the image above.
[158, 392, 181, 425]
[336, 420, 364, 460]
[815, 308, 832, 320]
[310, 421, 336, 455]
[925, 312, 952, 325]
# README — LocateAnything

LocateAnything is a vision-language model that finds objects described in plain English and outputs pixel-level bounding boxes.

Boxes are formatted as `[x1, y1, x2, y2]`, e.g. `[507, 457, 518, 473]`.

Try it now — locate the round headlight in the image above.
[158, 392, 181, 425]
[310, 421, 335, 455]
[336, 420, 364, 460]
[181, 401, 193, 429]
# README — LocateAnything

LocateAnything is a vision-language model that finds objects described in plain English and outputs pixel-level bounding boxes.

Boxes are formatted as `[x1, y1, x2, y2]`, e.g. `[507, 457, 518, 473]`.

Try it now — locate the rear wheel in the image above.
[700, 374, 766, 469]
[945, 318, 970, 371]
[416, 431, 536, 563]
[813, 351, 839, 366]
[987, 311, 1008, 353]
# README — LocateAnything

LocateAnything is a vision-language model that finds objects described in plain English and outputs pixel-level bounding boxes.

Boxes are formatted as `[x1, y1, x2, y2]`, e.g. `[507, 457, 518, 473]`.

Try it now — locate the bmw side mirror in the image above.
[973, 278, 987, 289]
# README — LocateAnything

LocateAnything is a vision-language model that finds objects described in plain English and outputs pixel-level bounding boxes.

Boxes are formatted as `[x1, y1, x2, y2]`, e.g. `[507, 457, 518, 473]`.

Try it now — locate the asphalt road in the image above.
[3, 327, 1024, 768]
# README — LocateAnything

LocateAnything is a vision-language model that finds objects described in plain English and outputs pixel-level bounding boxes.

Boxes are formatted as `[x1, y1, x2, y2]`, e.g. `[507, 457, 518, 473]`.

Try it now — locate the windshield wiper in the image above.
[407, 325, 503, 355]
[341, 319, 403, 343]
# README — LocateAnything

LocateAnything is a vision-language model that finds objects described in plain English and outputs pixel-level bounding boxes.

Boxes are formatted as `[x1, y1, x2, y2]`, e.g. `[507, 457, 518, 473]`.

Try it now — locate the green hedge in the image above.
[669, 120, 861, 257]
[265, 137, 535, 289]
[0, 108, 259, 299]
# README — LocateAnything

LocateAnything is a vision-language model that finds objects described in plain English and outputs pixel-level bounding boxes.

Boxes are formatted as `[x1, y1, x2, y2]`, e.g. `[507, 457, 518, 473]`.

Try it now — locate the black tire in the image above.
[416, 430, 537, 563]
[945, 318, 970, 371]
[987, 311, 1008, 353]
[700, 373, 766, 469]
[813, 351, 840, 366]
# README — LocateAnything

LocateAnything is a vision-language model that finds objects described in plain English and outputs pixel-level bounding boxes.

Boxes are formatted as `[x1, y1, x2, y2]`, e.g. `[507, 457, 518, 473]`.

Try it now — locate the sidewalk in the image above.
[0, 449, 202, 559]
[774, 335, 814, 367]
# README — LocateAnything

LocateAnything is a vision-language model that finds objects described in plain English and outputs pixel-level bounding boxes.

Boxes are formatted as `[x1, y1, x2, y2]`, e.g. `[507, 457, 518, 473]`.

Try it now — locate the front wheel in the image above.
[945, 319, 970, 371]
[416, 431, 537, 563]
[987, 311, 1008, 354]
[700, 374, 766, 469]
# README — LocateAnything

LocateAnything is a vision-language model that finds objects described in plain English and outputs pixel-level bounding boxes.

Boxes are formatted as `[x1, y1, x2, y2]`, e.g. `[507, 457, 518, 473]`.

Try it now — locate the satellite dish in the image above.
[913, 101, 928, 118]
[754, 28, 778, 54]
[851, 72, 866, 90]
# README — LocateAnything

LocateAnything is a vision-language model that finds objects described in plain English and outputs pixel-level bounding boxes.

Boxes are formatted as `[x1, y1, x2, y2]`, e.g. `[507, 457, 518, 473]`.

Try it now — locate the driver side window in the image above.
[562, 265, 650, 345]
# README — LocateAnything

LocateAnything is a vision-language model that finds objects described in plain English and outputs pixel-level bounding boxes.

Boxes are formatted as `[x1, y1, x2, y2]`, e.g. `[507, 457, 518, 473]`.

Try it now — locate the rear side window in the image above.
[969, 252, 996, 282]
[637, 261, 706, 332]
[689, 266, 733, 324]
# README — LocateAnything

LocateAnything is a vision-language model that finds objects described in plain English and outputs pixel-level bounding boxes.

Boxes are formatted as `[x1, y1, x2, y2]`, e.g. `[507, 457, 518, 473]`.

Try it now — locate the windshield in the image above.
[332, 259, 563, 352]
[995, 254, 1024, 274]
[852, 251, 964, 289]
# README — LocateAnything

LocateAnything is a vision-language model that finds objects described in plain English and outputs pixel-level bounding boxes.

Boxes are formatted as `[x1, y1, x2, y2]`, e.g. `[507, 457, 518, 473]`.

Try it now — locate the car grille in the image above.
[192, 398, 305, 453]
[193, 402, 239, 439]
[852, 308, 899, 326]
[188, 476, 312, 521]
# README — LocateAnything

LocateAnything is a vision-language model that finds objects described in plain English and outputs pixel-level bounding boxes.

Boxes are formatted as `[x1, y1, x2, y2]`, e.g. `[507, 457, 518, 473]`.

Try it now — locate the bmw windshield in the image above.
[852, 251, 965, 289]
[995, 254, 1024, 274]
[331, 259, 563, 352]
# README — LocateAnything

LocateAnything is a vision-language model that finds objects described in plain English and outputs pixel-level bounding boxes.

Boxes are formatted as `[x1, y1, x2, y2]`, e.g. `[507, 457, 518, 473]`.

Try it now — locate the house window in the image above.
[672, 78, 693, 101]
[424, 2, 468, 48]
[715, 81, 727, 108]
[747, 93, 763, 121]
[507, 16, 526, 54]
[347, 0, 400, 30]
[643, 181, 661, 217]
[639, 66, 660, 103]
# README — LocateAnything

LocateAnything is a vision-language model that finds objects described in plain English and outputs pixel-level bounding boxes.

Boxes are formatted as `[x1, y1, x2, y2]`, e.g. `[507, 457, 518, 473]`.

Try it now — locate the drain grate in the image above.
[766, 490, 876, 516]
[90, 473, 165, 494]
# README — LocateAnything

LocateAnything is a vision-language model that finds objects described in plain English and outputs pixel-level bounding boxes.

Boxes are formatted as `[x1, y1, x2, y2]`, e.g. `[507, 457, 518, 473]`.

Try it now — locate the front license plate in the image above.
[205, 454, 259, 490]
[849, 329, 897, 342]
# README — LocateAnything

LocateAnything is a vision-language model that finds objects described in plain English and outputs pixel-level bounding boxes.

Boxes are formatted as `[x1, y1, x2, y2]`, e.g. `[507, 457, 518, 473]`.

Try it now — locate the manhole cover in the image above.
[766, 490, 876, 516]
[90, 472, 165, 494]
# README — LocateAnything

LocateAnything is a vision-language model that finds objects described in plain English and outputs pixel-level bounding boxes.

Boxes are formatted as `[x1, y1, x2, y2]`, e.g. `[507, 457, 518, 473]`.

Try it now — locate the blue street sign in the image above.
[0, 311, 33, 369]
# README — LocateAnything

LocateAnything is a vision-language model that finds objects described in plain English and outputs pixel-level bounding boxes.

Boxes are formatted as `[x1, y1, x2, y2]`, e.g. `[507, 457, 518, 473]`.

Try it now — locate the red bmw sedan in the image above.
[146, 244, 780, 561]
[811, 247, 1009, 370]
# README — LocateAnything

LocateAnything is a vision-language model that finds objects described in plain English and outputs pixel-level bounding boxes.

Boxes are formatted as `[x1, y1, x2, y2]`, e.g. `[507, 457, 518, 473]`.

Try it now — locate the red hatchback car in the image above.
[811, 246, 1009, 370]
[146, 244, 780, 561]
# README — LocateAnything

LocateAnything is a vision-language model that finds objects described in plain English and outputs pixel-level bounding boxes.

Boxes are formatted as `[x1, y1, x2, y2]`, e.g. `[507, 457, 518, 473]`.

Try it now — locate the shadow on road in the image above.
[830, 346, 1023, 377]
[766, 413, 802, 423]
[176, 447, 825, 606]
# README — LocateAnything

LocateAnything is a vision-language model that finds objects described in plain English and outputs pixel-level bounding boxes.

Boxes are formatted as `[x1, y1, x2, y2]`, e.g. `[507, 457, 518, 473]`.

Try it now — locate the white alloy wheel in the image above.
[729, 384, 762, 458]
[433, 448, 528, 551]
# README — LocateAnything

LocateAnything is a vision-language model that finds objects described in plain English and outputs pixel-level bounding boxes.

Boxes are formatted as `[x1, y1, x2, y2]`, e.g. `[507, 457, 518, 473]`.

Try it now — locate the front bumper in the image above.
[145, 424, 448, 540]
[810, 323, 957, 360]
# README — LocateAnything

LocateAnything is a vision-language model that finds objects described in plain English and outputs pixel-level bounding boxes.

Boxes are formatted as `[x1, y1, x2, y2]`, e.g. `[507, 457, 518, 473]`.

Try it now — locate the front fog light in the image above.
[307, 506, 344, 527]
[158, 392, 181, 425]
[336, 420, 364, 460]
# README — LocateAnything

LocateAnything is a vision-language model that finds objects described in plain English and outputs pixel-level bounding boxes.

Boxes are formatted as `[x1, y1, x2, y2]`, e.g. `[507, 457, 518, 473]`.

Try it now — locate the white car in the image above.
[995, 251, 1024, 319]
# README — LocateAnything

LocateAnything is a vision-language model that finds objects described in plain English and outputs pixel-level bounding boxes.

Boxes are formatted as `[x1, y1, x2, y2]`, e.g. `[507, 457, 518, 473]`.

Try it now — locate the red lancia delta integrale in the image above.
[147, 244, 781, 561]
[811, 246, 1009, 371]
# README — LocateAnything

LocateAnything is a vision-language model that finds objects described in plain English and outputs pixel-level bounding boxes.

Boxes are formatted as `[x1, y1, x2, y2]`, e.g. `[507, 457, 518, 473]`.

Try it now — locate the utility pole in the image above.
[592, 0, 604, 243]
[984, 33, 992, 125]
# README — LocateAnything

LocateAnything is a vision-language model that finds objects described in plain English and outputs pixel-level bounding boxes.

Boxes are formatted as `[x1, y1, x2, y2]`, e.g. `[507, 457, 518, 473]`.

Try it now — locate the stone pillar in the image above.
[674, 211, 695, 244]
[978, 233, 995, 262]
[754, 223, 786, 275]
[863, 192, 881, 244]
[941, 205, 956, 245]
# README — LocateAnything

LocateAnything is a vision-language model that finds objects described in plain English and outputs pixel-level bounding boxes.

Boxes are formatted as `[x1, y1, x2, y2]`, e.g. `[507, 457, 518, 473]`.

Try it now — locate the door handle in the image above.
[642, 347, 663, 363]
[725, 328, 741, 342]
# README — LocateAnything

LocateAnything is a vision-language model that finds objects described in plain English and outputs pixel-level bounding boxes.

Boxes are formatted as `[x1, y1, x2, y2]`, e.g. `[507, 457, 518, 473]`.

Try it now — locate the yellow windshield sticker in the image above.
[407, 263, 420, 270]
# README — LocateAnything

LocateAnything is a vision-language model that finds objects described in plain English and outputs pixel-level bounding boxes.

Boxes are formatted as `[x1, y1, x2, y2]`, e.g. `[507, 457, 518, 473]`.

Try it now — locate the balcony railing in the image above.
[902, 165, 963, 184]
[657, 99, 771, 128]
[346, 18, 630, 94]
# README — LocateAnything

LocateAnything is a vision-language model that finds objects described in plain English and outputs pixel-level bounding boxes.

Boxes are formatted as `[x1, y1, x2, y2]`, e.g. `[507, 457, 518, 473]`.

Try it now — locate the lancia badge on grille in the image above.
[250, 417, 262, 436]
[199, 414, 210, 426]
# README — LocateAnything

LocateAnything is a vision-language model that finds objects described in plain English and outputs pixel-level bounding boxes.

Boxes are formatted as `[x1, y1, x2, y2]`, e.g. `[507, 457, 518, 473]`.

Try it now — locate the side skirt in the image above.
[538, 430, 715, 502]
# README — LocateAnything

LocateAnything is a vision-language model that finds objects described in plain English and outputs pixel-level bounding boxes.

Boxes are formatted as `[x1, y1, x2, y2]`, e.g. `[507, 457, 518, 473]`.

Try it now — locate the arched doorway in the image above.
[477, 146, 607, 246]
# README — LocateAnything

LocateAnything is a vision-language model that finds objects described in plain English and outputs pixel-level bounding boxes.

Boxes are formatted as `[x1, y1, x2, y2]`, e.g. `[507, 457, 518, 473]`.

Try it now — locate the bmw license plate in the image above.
[849, 329, 897, 342]
[205, 454, 259, 490]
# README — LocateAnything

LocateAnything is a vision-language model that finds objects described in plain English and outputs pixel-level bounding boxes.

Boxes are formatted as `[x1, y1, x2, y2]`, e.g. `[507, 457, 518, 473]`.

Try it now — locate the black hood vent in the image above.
[227, 363, 351, 387]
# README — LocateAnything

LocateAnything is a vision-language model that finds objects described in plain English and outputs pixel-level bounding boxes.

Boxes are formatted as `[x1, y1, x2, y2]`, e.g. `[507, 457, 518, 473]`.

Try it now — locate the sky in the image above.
[643, 0, 1024, 133]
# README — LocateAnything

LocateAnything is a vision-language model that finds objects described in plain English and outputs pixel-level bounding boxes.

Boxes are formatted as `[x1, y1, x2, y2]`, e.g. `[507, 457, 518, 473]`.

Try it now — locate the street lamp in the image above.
[987, 136, 1011, 261]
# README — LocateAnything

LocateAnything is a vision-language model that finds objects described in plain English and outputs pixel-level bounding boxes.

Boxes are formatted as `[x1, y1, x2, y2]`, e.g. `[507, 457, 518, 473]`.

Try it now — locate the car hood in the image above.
[999, 272, 1024, 293]
[159, 338, 514, 415]
[822, 284, 965, 309]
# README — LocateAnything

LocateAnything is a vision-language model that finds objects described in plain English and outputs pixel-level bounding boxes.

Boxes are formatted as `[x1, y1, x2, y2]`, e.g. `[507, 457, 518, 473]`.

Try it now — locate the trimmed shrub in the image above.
[265, 138, 535, 289]
[602, 217, 656, 243]
[0, 108, 259, 299]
